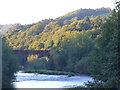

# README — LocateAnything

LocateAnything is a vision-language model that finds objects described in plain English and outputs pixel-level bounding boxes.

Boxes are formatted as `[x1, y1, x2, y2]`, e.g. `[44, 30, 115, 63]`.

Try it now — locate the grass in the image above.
[24, 69, 76, 77]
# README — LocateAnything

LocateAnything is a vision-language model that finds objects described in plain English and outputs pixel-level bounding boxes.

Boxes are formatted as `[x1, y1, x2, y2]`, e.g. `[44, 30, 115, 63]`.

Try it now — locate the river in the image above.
[13, 71, 93, 88]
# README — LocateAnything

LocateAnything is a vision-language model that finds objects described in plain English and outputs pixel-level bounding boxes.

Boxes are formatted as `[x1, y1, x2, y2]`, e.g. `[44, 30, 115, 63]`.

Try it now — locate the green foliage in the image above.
[2, 6, 119, 89]
[3, 8, 108, 51]
[28, 57, 48, 69]
[2, 38, 19, 88]
[0, 35, 2, 88]
[86, 2, 120, 88]
[50, 31, 94, 72]
[25, 69, 76, 76]
[2, 7, 113, 81]
[75, 57, 90, 74]
[56, 8, 111, 23]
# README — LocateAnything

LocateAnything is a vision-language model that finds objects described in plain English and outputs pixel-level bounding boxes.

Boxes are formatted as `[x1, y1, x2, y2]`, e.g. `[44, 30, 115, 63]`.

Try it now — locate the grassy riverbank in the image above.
[24, 69, 76, 77]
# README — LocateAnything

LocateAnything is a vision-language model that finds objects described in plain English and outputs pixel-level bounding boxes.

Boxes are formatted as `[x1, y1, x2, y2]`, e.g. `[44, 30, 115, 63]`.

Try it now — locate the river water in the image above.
[13, 71, 93, 88]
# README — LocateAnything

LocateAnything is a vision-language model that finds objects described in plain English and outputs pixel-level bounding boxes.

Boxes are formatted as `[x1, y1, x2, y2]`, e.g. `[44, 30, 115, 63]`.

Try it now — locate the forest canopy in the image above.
[2, 6, 120, 89]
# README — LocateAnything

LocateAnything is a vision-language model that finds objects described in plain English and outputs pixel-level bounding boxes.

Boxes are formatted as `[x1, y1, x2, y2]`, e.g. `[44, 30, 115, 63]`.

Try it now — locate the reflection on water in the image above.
[13, 71, 93, 88]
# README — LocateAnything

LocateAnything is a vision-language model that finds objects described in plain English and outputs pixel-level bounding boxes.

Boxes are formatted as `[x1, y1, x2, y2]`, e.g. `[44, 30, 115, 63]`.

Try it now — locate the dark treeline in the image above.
[85, 1, 120, 88]
[2, 38, 19, 89]
[1, 4, 120, 89]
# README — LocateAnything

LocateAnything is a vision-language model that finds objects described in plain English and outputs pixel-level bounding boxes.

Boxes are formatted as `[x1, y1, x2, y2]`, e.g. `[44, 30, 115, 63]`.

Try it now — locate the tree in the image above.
[86, 2, 120, 88]
[50, 31, 94, 72]
[75, 57, 90, 74]
[2, 38, 19, 88]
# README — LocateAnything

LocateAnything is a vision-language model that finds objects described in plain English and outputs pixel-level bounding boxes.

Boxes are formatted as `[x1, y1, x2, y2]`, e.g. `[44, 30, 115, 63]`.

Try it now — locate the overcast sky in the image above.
[0, 0, 116, 25]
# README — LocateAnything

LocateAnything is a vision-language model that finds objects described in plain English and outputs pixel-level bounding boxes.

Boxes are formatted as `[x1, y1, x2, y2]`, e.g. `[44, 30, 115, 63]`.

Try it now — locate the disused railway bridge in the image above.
[12, 50, 50, 68]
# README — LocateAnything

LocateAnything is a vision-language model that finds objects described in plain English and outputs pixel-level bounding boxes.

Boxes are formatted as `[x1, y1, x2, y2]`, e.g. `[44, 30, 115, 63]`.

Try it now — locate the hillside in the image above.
[56, 7, 111, 23]
[3, 8, 111, 50]
[2, 1, 120, 89]
[2, 7, 116, 75]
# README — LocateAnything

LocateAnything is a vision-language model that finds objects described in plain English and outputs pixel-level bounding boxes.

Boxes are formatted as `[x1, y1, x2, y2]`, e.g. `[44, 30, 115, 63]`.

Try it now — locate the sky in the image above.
[0, 0, 116, 25]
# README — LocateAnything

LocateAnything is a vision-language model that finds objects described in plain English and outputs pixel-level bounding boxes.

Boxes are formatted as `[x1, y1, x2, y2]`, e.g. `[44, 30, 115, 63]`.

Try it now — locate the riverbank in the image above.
[24, 69, 77, 77]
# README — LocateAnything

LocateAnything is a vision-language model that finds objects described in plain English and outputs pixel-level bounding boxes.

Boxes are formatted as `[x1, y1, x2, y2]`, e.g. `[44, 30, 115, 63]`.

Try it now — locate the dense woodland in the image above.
[3, 8, 110, 73]
[3, 8, 110, 51]
[1, 3, 120, 89]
